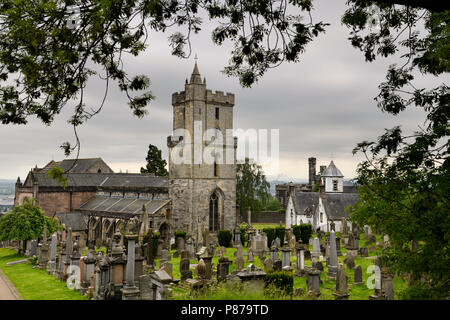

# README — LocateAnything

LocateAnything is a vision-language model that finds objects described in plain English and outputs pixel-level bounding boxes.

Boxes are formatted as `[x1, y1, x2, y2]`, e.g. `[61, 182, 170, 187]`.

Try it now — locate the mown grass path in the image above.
[0, 248, 87, 300]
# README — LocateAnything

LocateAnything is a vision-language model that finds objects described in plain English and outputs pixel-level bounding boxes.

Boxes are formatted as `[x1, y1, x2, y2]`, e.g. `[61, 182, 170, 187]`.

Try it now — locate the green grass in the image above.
[0, 248, 88, 300]
[251, 224, 284, 230]
[168, 233, 409, 300]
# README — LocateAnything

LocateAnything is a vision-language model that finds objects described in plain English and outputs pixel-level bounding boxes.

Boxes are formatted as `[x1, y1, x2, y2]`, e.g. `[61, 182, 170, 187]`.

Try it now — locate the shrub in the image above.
[299, 224, 313, 244]
[263, 227, 276, 247]
[264, 270, 294, 295]
[292, 225, 301, 242]
[218, 229, 233, 247]
[275, 227, 285, 244]
[239, 222, 248, 245]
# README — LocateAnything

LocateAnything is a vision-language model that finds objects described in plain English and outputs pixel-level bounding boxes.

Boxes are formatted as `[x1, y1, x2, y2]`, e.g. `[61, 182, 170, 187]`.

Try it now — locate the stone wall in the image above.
[240, 210, 285, 225]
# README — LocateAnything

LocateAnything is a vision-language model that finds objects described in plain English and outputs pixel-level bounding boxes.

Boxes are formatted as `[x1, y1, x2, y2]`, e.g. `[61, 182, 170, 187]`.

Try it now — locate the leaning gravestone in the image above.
[273, 260, 282, 271]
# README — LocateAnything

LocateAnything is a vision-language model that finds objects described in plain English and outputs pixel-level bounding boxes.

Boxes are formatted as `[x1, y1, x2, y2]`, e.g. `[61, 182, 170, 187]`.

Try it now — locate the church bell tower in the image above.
[167, 61, 237, 242]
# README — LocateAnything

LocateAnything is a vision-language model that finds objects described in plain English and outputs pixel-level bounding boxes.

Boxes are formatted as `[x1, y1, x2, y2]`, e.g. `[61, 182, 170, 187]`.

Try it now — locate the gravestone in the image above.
[30, 240, 37, 257]
[381, 272, 394, 300]
[269, 245, 279, 262]
[367, 234, 376, 244]
[160, 262, 173, 280]
[234, 225, 241, 247]
[344, 254, 355, 270]
[273, 260, 282, 271]
[251, 233, 268, 258]
[334, 263, 349, 300]
[247, 248, 254, 263]
[306, 269, 321, 297]
[353, 265, 363, 285]
[217, 257, 231, 282]
[122, 230, 140, 300]
[235, 246, 244, 271]
[186, 237, 195, 259]
[295, 244, 305, 277]
[281, 242, 291, 269]
[180, 250, 192, 281]
[263, 257, 273, 272]
[197, 259, 207, 280]
[335, 237, 342, 256]
[312, 238, 321, 258]
[314, 261, 324, 272]
[327, 231, 338, 279]
[359, 247, 369, 257]
[160, 249, 170, 266]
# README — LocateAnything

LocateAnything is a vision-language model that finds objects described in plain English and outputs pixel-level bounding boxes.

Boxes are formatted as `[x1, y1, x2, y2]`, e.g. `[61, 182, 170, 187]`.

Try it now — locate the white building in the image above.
[285, 160, 358, 232]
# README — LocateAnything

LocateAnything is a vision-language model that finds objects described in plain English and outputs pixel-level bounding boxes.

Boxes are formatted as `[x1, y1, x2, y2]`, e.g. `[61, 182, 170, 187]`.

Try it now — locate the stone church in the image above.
[14, 63, 237, 246]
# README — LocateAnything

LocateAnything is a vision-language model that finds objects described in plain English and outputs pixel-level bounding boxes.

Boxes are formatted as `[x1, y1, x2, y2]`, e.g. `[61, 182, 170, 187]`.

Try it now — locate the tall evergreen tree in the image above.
[140, 144, 168, 176]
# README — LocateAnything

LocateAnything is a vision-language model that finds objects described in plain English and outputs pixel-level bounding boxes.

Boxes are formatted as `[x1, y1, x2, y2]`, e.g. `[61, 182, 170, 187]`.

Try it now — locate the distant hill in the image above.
[0, 179, 15, 195]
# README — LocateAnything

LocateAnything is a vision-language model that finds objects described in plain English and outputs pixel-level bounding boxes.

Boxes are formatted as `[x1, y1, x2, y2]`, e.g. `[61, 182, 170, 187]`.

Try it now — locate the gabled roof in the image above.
[322, 160, 344, 177]
[39, 158, 113, 173]
[292, 192, 320, 215]
[322, 193, 358, 220]
[28, 172, 168, 190]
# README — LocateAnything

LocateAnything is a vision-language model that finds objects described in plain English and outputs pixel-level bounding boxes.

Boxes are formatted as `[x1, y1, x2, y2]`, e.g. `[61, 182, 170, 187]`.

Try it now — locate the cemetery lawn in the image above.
[168, 233, 409, 300]
[0, 248, 88, 300]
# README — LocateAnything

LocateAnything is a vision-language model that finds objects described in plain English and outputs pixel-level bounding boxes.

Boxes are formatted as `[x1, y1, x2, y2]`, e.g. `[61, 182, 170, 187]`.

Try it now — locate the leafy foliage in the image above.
[292, 223, 313, 244]
[343, 2, 449, 299]
[218, 229, 232, 247]
[140, 144, 168, 176]
[0, 198, 61, 241]
[264, 270, 294, 295]
[237, 157, 271, 214]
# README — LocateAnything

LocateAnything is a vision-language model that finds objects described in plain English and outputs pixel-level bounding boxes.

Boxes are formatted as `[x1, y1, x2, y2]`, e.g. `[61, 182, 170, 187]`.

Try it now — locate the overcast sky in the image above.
[0, 0, 443, 182]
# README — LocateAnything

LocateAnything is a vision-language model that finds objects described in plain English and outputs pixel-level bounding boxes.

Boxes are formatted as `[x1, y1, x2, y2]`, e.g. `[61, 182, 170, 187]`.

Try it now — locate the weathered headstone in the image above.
[122, 226, 140, 300]
[263, 257, 273, 272]
[235, 246, 244, 271]
[327, 231, 338, 279]
[247, 248, 254, 263]
[344, 254, 355, 270]
[353, 265, 363, 285]
[273, 260, 282, 271]
[217, 257, 231, 282]
[306, 269, 321, 297]
[281, 242, 291, 269]
[270, 245, 279, 262]
[359, 246, 369, 257]
[180, 250, 192, 281]
[334, 263, 349, 300]
[312, 238, 321, 258]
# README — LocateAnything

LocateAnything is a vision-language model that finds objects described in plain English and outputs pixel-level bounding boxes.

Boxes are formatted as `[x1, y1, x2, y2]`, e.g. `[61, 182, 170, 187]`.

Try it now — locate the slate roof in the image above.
[77, 195, 170, 215]
[39, 158, 112, 173]
[30, 172, 168, 190]
[322, 160, 344, 177]
[293, 192, 319, 215]
[322, 193, 359, 219]
[55, 212, 87, 231]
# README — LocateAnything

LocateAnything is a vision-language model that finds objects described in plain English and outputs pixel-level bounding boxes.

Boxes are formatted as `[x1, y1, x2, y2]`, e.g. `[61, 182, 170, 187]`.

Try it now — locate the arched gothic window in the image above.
[209, 192, 219, 232]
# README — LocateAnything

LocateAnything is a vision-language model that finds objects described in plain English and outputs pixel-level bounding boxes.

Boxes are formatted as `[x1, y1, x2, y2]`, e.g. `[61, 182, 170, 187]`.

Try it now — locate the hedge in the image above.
[292, 224, 313, 244]
[263, 226, 286, 247]
[218, 229, 233, 247]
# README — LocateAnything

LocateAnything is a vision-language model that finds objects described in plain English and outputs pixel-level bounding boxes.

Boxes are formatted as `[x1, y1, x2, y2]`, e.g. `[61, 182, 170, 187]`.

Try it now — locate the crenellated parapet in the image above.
[206, 90, 234, 106]
[172, 89, 234, 106]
